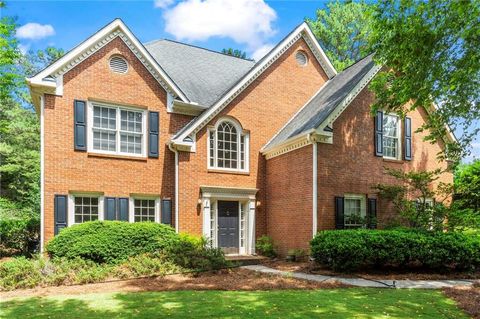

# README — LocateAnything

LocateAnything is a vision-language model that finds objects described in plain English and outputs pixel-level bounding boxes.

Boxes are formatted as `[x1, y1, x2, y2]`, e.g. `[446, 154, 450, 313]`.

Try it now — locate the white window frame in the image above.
[207, 118, 249, 173]
[68, 194, 104, 226]
[382, 113, 402, 160]
[87, 101, 148, 158]
[129, 197, 160, 223]
[344, 194, 366, 228]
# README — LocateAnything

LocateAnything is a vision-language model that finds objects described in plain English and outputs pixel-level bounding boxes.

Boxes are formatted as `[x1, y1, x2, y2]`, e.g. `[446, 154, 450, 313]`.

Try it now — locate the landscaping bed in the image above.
[444, 283, 480, 319]
[0, 267, 345, 300]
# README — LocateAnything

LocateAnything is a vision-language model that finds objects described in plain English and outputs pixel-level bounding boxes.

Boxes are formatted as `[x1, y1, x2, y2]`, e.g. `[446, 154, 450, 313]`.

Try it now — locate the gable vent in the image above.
[109, 56, 128, 74]
[295, 51, 308, 66]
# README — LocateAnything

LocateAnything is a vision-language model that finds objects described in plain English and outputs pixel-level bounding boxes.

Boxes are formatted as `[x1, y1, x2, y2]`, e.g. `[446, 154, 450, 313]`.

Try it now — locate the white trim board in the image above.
[170, 22, 337, 149]
[27, 18, 188, 110]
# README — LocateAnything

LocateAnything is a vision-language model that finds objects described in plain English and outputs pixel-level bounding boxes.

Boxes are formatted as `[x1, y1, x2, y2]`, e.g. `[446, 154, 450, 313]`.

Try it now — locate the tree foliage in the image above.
[0, 2, 20, 102]
[369, 0, 480, 162]
[0, 5, 64, 255]
[374, 168, 453, 230]
[306, 0, 374, 71]
[454, 160, 480, 217]
[221, 48, 251, 60]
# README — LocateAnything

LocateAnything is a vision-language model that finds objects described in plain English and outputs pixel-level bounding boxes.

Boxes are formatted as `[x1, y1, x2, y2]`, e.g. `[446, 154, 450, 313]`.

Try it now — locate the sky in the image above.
[2, 0, 479, 162]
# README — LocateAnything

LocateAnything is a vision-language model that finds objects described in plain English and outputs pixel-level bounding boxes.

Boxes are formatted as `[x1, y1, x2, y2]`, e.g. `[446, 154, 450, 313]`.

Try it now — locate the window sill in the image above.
[207, 169, 250, 176]
[87, 152, 147, 161]
[383, 158, 404, 164]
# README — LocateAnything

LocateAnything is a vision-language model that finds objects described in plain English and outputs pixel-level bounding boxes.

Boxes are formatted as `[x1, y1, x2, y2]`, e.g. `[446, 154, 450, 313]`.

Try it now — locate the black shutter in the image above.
[161, 199, 172, 225]
[54, 195, 68, 235]
[74, 100, 87, 151]
[374, 111, 383, 157]
[148, 111, 159, 158]
[335, 196, 345, 229]
[404, 116, 412, 160]
[367, 198, 377, 229]
[105, 197, 117, 220]
[118, 198, 129, 221]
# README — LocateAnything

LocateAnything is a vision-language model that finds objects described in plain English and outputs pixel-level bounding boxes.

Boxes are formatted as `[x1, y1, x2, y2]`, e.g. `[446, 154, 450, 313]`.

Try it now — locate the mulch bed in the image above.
[443, 282, 480, 319]
[0, 267, 347, 300]
[262, 260, 480, 280]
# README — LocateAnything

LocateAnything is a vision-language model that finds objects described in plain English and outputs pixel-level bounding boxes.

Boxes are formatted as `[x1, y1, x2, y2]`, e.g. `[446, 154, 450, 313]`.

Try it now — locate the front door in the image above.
[217, 201, 239, 254]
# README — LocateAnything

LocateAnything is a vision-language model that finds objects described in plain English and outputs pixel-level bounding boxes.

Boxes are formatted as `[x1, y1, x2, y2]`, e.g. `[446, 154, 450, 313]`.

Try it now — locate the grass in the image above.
[0, 288, 467, 319]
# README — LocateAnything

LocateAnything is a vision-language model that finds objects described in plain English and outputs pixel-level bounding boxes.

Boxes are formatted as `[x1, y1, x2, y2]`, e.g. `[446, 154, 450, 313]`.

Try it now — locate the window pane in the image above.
[383, 114, 399, 158]
[74, 197, 99, 224]
[134, 198, 156, 222]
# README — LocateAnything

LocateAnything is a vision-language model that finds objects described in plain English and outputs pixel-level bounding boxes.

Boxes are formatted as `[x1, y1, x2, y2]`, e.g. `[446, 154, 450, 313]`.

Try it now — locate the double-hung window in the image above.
[344, 194, 366, 228]
[73, 196, 100, 224]
[208, 119, 249, 172]
[383, 114, 401, 159]
[89, 102, 147, 157]
[133, 199, 156, 222]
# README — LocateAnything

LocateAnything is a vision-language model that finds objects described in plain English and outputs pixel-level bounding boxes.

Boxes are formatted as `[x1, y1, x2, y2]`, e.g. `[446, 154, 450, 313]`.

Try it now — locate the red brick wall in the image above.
[177, 38, 329, 238]
[265, 145, 313, 256]
[315, 88, 453, 231]
[43, 37, 192, 244]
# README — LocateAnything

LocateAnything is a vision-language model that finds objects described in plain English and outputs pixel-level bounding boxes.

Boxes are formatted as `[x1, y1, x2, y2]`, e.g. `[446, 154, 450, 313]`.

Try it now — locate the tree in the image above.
[0, 1, 20, 102]
[454, 160, 480, 212]
[369, 0, 480, 162]
[374, 168, 452, 230]
[221, 48, 250, 60]
[306, 0, 374, 71]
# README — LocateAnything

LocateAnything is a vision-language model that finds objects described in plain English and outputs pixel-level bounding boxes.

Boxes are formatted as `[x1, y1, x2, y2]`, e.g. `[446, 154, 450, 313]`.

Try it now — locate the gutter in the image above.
[168, 142, 179, 233]
[40, 95, 45, 252]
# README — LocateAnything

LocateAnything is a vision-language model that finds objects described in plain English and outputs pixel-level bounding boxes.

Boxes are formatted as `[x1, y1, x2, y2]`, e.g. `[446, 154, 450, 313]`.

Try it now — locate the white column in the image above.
[248, 199, 256, 254]
[202, 198, 211, 241]
[312, 142, 318, 238]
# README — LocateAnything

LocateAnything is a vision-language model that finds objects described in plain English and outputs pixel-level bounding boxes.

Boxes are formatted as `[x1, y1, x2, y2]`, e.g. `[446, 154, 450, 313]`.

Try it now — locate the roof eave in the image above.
[28, 18, 189, 103]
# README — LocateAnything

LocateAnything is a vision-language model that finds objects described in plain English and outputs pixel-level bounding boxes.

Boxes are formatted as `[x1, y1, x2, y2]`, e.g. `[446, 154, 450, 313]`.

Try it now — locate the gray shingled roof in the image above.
[144, 39, 255, 107]
[264, 54, 376, 150]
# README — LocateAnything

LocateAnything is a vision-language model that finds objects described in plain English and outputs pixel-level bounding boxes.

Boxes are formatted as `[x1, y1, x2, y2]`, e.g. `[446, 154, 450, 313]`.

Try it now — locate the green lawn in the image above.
[0, 289, 466, 319]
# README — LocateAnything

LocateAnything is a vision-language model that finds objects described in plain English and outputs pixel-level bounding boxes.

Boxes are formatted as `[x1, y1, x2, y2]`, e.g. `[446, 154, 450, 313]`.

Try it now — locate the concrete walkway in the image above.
[242, 265, 475, 289]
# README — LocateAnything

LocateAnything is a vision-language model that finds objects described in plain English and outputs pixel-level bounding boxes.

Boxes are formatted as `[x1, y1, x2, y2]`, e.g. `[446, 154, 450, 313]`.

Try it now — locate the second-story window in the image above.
[89, 102, 147, 157]
[208, 118, 249, 172]
[383, 113, 401, 159]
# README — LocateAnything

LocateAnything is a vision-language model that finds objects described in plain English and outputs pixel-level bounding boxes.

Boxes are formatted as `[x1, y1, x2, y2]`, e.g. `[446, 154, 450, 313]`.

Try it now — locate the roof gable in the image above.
[145, 40, 255, 107]
[263, 54, 379, 150]
[170, 22, 337, 147]
[28, 19, 188, 103]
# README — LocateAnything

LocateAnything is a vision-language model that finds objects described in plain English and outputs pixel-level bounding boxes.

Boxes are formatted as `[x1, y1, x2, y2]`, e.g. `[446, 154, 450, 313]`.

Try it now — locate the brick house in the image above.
[28, 19, 454, 255]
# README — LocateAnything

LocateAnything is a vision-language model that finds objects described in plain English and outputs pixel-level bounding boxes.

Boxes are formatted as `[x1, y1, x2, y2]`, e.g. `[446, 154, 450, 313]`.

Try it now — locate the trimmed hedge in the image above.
[310, 229, 480, 272]
[46, 221, 178, 264]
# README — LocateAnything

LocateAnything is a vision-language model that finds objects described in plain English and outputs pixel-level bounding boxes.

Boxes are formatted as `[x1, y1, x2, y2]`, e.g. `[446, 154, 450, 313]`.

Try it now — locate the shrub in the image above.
[164, 233, 229, 271]
[255, 235, 277, 258]
[310, 229, 480, 272]
[114, 253, 180, 278]
[0, 255, 112, 290]
[0, 198, 40, 256]
[46, 221, 178, 264]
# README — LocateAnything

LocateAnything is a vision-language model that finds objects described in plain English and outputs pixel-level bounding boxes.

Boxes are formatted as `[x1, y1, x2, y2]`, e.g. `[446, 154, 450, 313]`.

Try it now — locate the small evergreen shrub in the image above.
[165, 233, 229, 271]
[46, 221, 178, 264]
[310, 229, 480, 272]
[255, 235, 277, 258]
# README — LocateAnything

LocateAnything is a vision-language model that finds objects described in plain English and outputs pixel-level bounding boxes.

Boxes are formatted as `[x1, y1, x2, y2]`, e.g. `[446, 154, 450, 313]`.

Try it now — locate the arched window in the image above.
[208, 118, 249, 171]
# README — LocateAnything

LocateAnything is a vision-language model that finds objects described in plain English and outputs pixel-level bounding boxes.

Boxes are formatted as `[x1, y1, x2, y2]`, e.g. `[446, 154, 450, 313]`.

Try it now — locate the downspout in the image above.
[40, 95, 45, 252]
[168, 142, 179, 233]
[309, 133, 318, 238]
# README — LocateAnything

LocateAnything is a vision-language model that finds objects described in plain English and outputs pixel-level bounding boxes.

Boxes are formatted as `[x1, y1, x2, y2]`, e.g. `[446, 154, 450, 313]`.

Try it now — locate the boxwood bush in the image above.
[46, 221, 180, 264]
[310, 229, 480, 272]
